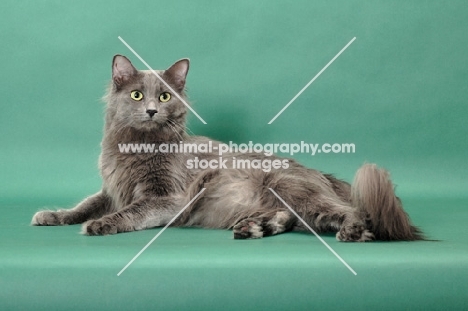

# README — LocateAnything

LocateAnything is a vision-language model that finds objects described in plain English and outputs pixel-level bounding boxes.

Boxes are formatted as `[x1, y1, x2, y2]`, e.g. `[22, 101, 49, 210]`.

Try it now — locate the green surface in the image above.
[1, 1, 467, 310]
[2, 198, 468, 310]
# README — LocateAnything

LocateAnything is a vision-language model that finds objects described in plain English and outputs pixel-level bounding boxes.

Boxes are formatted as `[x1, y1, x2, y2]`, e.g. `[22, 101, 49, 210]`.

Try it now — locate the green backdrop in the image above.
[1, 1, 467, 310]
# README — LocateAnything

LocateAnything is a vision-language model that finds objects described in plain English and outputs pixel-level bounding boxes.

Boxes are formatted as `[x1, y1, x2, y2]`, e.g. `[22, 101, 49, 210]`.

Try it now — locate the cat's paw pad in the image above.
[31, 211, 62, 226]
[336, 224, 375, 242]
[233, 219, 264, 239]
[82, 219, 117, 236]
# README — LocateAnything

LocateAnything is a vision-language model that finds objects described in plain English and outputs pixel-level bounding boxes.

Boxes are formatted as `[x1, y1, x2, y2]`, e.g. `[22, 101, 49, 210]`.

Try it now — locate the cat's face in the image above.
[107, 55, 189, 132]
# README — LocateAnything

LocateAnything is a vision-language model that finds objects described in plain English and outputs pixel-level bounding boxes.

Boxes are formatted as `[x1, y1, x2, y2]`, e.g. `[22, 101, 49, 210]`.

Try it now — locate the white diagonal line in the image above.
[268, 37, 356, 124]
[118, 36, 207, 125]
[268, 188, 357, 275]
[117, 188, 206, 276]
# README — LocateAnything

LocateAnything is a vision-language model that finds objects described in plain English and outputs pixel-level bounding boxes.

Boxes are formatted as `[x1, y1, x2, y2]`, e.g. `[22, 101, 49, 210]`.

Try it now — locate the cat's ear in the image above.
[163, 59, 190, 91]
[112, 55, 137, 87]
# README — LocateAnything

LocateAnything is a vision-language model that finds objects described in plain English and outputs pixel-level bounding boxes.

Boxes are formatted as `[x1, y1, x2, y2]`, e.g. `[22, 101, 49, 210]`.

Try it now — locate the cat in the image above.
[31, 55, 424, 242]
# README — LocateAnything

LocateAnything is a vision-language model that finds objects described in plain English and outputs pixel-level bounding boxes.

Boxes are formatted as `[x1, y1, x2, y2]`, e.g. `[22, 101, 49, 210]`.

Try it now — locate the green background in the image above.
[1, 1, 467, 310]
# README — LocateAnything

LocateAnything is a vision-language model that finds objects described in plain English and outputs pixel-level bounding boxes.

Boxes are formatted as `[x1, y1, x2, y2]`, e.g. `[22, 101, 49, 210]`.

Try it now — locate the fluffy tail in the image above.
[351, 164, 424, 241]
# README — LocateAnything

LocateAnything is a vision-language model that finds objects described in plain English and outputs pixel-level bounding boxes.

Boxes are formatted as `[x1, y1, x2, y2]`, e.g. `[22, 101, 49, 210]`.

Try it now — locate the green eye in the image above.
[130, 90, 144, 101]
[159, 92, 171, 103]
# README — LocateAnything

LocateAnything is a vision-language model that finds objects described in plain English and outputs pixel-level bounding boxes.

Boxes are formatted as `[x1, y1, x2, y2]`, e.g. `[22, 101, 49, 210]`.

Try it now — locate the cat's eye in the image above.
[130, 90, 144, 101]
[159, 92, 171, 103]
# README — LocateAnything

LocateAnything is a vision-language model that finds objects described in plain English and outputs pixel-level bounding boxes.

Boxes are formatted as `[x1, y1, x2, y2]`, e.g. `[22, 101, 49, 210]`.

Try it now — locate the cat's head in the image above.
[105, 55, 189, 136]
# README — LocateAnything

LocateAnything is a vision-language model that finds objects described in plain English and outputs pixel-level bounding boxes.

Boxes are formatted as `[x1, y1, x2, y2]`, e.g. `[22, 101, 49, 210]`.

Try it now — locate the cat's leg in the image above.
[273, 192, 374, 242]
[303, 200, 374, 242]
[31, 191, 112, 226]
[335, 211, 374, 242]
[233, 210, 296, 239]
[83, 170, 217, 236]
[336, 222, 375, 242]
[82, 196, 180, 235]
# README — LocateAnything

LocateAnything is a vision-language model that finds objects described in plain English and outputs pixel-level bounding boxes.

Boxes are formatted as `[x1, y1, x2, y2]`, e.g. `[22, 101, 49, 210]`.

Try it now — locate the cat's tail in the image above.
[351, 164, 424, 241]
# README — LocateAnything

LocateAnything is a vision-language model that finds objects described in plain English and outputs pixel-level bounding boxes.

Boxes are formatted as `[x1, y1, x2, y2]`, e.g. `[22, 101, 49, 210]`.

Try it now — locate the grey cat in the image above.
[31, 55, 424, 241]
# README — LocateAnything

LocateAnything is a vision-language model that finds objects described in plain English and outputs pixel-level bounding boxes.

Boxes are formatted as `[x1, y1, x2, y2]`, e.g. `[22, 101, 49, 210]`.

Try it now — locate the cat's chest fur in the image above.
[100, 146, 188, 210]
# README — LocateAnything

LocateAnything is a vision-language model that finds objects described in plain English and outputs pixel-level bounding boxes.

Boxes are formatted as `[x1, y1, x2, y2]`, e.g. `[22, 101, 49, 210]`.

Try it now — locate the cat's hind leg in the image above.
[336, 222, 375, 242]
[233, 210, 296, 239]
[297, 199, 375, 242]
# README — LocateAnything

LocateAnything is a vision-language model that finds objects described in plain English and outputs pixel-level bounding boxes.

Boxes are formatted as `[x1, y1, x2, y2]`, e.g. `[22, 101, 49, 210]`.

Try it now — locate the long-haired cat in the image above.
[31, 55, 424, 241]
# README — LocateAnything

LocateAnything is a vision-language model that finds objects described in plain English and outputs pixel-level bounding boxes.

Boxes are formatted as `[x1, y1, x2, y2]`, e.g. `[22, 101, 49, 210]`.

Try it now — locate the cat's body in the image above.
[32, 55, 424, 241]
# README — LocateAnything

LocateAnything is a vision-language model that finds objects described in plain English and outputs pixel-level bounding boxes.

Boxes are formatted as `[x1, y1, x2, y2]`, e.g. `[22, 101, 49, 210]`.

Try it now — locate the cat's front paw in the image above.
[233, 219, 264, 239]
[31, 211, 63, 226]
[82, 218, 118, 236]
[336, 224, 375, 242]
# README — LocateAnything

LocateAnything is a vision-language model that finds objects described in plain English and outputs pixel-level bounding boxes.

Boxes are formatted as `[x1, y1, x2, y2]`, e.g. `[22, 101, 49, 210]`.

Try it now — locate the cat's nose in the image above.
[146, 109, 158, 118]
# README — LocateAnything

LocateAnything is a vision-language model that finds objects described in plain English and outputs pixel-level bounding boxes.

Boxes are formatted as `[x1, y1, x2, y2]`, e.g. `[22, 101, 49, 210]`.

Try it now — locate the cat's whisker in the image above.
[167, 119, 187, 140]
[166, 121, 184, 142]
[174, 120, 195, 136]
[172, 121, 191, 138]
